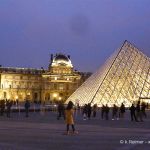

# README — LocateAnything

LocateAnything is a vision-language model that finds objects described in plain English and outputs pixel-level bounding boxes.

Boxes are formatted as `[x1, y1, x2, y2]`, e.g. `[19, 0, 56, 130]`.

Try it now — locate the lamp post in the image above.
[53, 93, 58, 103]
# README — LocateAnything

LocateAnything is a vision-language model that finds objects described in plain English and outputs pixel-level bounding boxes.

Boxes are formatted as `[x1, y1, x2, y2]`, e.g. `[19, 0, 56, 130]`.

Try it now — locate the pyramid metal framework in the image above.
[66, 41, 150, 107]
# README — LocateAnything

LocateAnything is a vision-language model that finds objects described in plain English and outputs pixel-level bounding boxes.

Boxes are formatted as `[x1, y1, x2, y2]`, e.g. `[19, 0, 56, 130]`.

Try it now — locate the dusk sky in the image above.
[0, 0, 150, 72]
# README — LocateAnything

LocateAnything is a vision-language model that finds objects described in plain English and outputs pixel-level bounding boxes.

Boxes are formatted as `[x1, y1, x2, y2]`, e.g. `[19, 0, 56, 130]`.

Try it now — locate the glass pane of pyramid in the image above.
[66, 41, 150, 107]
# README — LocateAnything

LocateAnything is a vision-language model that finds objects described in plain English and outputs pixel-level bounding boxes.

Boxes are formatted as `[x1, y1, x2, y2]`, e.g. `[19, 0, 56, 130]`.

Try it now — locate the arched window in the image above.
[34, 93, 38, 100]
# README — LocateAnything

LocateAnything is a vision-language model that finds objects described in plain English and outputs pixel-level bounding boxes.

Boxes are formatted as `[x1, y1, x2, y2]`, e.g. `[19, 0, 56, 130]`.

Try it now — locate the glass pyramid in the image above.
[66, 41, 150, 107]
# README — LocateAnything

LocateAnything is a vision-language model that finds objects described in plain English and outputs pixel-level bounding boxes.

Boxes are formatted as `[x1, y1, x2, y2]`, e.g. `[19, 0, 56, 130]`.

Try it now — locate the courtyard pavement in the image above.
[0, 109, 150, 150]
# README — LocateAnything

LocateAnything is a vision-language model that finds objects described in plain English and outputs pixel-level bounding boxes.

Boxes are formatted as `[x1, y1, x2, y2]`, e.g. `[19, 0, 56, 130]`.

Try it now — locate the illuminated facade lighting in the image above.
[66, 41, 150, 107]
[0, 53, 82, 102]
[53, 93, 58, 98]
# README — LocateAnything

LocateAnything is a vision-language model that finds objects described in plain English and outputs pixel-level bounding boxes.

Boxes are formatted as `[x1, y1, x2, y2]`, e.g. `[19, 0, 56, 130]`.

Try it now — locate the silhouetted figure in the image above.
[101, 105, 105, 119]
[146, 103, 149, 109]
[57, 102, 65, 120]
[120, 103, 125, 118]
[82, 104, 88, 120]
[93, 104, 97, 118]
[0, 100, 5, 116]
[87, 103, 92, 119]
[6, 100, 12, 118]
[77, 103, 80, 110]
[105, 104, 110, 120]
[141, 102, 147, 118]
[129, 104, 138, 121]
[24, 100, 30, 117]
[136, 101, 143, 122]
[112, 104, 118, 120]
[16, 99, 19, 106]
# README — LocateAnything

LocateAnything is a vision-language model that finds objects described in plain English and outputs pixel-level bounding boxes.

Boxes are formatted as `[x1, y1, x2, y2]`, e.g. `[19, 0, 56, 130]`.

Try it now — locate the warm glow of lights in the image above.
[66, 41, 150, 107]
[52, 57, 73, 68]
[0, 52, 81, 103]
[7, 95, 10, 99]
[53, 93, 58, 98]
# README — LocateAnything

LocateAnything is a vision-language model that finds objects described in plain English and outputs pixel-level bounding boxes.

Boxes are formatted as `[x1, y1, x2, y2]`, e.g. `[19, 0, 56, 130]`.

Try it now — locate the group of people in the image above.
[130, 101, 147, 122]
[0, 99, 30, 118]
[100, 101, 147, 122]
[82, 103, 97, 120]
[62, 100, 149, 135]
[0, 99, 13, 117]
[0, 99, 149, 135]
[59, 101, 148, 133]
[101, 103, 125, 120]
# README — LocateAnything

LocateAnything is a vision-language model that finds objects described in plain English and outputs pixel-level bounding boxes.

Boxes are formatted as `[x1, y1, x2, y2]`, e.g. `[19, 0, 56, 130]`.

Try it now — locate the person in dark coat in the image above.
[6, 100, 12, 118]
[24, 100, 30, 117]
[0, 99, 5, 116]
[87, 103, 92, 120]
[82, 104, 87, 120]
[57, 101, 65, 120]
[92, 104, 97, 118]
[105, 104, 110, 120]
[136, 101, 143, 122]
[141, 102, 147, 118]
[129, 104, 138, 121]
[120, 103, 125, 118]
[146, 103, 149, 109]
[101, 104, 105, 119]
[112, 104, 118, 120]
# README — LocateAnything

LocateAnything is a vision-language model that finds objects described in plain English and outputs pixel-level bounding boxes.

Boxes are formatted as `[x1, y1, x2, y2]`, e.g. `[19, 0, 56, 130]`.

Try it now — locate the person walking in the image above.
[112, 104, 119, 120]
[6, 100, 12, 118]
[141, 102, 147, 118]
[129, 104, 138, 122]
[0, 99, 5, 116]
[65, 101, 77, 135]
[105, 104, 110, 120]
[24, 99, 30, 117]
[101, 104, 105, 119]
[136, 101, 143, 122]
[57, 101, 65, 120]
[120, 103, 125, 118]
[92, 104, 97, 118]
[82, 104, 87, 120]
[87, 103, 92, 120]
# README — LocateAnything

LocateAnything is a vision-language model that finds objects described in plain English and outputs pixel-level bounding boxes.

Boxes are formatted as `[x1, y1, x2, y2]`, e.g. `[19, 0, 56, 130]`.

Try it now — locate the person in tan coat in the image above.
[65, 101, 77, 134]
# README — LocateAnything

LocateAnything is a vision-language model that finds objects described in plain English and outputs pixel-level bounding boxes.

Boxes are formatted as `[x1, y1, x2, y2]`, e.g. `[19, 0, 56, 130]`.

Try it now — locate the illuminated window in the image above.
[54, 83, 57, 90]
[59, 84, 64, 90]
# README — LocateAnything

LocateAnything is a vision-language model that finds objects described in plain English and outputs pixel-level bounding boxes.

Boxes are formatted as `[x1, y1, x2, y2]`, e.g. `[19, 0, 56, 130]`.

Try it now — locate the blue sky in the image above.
[0, 0, 150, 72]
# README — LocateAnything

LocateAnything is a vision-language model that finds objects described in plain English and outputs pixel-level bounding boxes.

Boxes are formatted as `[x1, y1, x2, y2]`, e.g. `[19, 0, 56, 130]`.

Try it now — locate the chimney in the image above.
[51, 54, 53, 63]
[68, 55, 70, 59]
